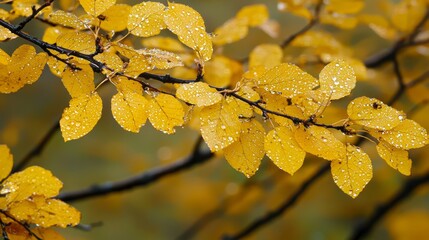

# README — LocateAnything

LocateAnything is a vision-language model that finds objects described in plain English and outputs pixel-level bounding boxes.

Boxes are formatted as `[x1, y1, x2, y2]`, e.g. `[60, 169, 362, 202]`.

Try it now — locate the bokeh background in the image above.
[1, 0, 429, 239]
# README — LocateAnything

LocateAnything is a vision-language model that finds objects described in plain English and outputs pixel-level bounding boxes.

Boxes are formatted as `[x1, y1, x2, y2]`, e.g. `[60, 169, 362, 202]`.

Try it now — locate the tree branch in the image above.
[222, 163, 330, 240]
[12, 122, 60, 173]
[349, 171, 429, 240]
[58, 137, 214, 202]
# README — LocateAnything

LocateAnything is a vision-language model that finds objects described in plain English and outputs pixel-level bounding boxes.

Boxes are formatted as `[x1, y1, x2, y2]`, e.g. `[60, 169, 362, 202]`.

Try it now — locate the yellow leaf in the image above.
[0, 26, 17, 41]
[226, 95, 254, 119]
[291, 31, 342, 52]
[347, 96, 406, 130]
[258, 89, 305, 125]
[124, 54, 150, 78]
[127, 2, 166, 37]
[47, 55, 67, 77]
[376, 142, 411, 175]
[99, 4, 131, 32]
[176, 82, 222, 107]
[324, 0, 365, 14]
[142, 36, 187, 52]
[60, 93, 102, 141]
[79, 0, 115, 16]
[212, 18, 248, 46]
[94, 50, 124, 73]
[61, 63, 94, 98]
[56, 31, 96, 55]
[224, 120, 265, 178]
[257, 63, 318, 98]
[0, 48, 10, 65]
[111, 77, 148, 133]
[370, 119, 428, 150]
[249, 44, 283, 69]
[331, 144, 372, 198]
[0, 145, 13, 181]
[295, 125, 346, 161]
[319, 60, 356, 100]
[2, 166, 62, 204]
[391, 0, 426, 33]
[265, 126, 305, 175]
[9, 196, 80, 228]
[0, 45, 47, 93]
[277, 0, 312, 19]
[164, 2, 213, 61]
[236, 4, 269, 27]
[148, 94, 184, 134]
[12, 0, 38, 17]
[48, 10, 85, 29]
[204, 56, 234, 87]
[33, 228, 66, 240]
[200, 98, 241, 151]
[359, 14, 397, 40]
[138, 48, 184, 70]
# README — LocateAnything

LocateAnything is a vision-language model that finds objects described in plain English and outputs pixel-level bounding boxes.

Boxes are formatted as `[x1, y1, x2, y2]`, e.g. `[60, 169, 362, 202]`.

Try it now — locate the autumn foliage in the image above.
[0, 0, 429, 239]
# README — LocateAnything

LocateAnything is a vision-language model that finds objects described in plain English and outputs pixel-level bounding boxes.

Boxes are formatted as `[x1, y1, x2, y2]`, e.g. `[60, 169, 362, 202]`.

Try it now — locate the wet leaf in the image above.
[2, 166, 62, 204]
[295, 125, 346, 161]
[257, 63, 318, 98]
[127, 2, 166, 37]
[236, 4, 269, 27]
[148, 93, 184, 134]
[176, 82, 222, 107]
[224, 120, 265, 178]
[164, 2, 213, 61]
[60, 93, 103, 141]
[99, 4, 131, 32]
[331, 144, 372, 198]
[212, 18, 248, 46]
[319, 60, 356, 100]
[111, 77, 148, 133]
[376, 142, 411, 175]
[61, 63, 94, 98]
[200, 98, 241, 151]
[79, 0, 115, 16]
[249, 44, 283, 69]
[265, 126, 305, 175]
[48, 10, 85, 29]
[142, 36, 187, 52]
[56, 31, 96, 55]
[347, 96, 406, 130]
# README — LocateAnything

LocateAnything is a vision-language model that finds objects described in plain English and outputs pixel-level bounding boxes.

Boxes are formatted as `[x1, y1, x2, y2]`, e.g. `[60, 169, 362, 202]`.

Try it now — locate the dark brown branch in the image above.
[349, 171, 429, 240]
[12, 122, 60, 173]
[280, 1, 323, 48]
[15, 0, 54, 31]
[58, 137, 214, 202]
[222, 163, 330, 240]
[387, 54, 406, 105]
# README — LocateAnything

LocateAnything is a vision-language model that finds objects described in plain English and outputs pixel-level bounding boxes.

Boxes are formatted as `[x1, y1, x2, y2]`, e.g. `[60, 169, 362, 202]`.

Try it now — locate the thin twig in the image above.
[349, 171, 429, 240]
[58, 137, 213, 202]
[15, 0, 54, 31]
[12, 122, 60, 173]
[222, 163, 330, 240]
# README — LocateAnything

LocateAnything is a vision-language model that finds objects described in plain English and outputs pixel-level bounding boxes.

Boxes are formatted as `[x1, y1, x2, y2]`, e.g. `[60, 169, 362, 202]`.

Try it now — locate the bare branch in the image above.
[349, 171, 429, 240]
[12, 122, 60, 173]
[58, 137, 213, 202]
[222, 163, 330, 240]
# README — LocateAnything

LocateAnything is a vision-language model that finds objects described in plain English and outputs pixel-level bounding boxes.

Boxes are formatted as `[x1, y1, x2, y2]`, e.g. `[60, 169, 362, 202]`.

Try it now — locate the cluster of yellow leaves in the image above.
[0, 145, 80, 238]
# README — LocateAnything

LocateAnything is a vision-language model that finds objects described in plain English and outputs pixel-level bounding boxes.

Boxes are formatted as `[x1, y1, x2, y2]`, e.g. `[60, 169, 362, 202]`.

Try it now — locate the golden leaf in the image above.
[212, 18, 248, 46]
[295, 125, 346, 161]
[56, 31, 96, 55]
[319, 60, 356, 100]
[1, 166, 63, 204]
[0, 144, 13, 181]
[391, 0, 426, 33]
[224, 120, 265, 178]
[94, 50, 124, 73]
[60, 93, 103, 141]
[9, 196, 80, 228]
[79, 0, 115, 16]
[376, 142, 411, 175]
[127, 2, 166, 37]
[249, 44, 283, 69]
[99, 4, 131, 32]
[370, 119, 428, 150]
[0, 45, 47, 93]
[324, 0, 365, 14]
[347, 96, 406, 130]
[331, 144, 372, 198]
[204, 56, 234, 87]
[61, 63, 94, 98]
[142, 36, 187, 53]
[111, 77, 148, 133]
[200, 98, 241, 151]
[148, 93, 184, 134]
[265, 126, 305, 175]
[257, 63, 318, 98]
[176, 82, 222, 107]
[236, 4, 269, 27]
[48, 10, 85, 29]
[164, 2, 213, 61]
[138, 48, 184, 70]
